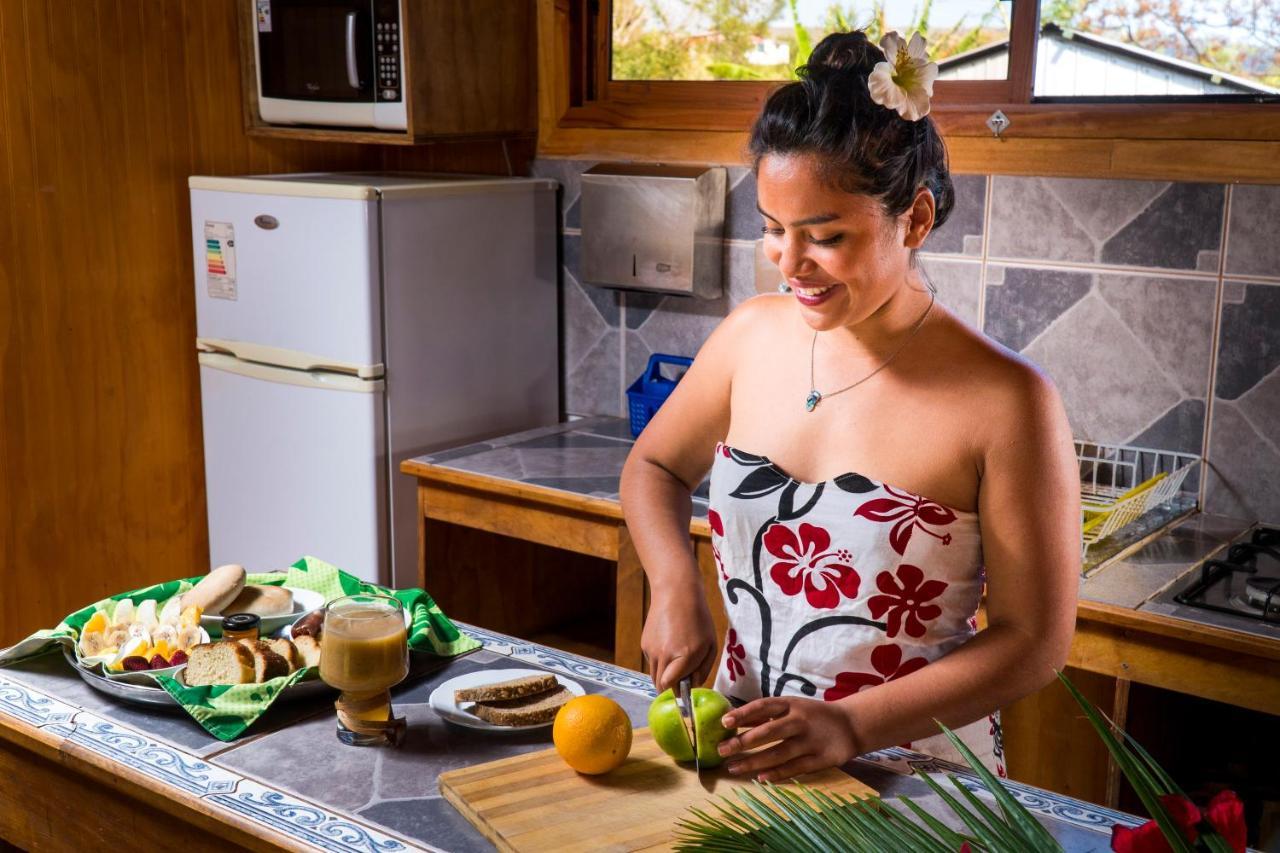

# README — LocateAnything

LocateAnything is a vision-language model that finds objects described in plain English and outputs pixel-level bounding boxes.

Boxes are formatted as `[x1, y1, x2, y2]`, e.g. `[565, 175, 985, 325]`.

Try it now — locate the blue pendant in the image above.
[805, 390, 821, 412]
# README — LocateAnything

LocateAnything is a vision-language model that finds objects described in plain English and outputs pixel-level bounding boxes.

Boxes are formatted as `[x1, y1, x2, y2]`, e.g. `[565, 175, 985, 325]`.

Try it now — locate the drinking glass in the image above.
[320, 593, 409, 746]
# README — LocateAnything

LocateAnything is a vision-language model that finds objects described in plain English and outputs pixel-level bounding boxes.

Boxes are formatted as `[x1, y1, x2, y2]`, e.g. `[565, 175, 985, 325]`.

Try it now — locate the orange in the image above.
[552, 694, 633, 775]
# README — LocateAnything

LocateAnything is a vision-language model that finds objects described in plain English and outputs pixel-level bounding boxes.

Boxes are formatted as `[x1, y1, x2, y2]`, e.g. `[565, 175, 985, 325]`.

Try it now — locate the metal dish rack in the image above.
[1077, 440, 1200, 561]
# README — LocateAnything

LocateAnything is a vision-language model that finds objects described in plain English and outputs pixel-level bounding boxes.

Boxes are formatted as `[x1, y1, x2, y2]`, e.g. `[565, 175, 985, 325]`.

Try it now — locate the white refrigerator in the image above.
[189, 173, 559, 587]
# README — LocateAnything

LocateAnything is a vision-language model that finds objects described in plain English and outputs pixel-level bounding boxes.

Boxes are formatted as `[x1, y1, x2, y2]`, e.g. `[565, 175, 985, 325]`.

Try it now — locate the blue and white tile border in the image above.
[207, 779, 432, 853]
[860, 747, 1143, 832]
[462, 623, 657, 698]
[0, 676, 77, 737]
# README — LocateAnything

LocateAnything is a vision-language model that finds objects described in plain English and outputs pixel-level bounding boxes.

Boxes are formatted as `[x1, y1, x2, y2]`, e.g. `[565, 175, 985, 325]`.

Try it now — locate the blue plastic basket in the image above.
[626, 353, 693, 438]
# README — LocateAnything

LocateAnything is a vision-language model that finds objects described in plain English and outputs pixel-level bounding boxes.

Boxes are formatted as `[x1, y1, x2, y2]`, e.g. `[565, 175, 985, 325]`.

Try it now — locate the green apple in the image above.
[647, 687, 736, 768]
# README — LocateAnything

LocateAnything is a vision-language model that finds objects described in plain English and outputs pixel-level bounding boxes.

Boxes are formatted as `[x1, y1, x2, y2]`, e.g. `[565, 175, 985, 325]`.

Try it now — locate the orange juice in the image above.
[320, 605, 408, 695]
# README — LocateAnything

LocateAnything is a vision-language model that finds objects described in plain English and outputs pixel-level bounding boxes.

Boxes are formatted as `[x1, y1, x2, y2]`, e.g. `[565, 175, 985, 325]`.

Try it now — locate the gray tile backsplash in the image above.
[536, 158, 1280, 521]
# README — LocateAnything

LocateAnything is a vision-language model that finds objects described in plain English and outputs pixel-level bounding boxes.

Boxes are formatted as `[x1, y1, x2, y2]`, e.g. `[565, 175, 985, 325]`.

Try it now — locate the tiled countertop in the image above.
[411, 416, 710, 515]
[1, 624, 1136, 852]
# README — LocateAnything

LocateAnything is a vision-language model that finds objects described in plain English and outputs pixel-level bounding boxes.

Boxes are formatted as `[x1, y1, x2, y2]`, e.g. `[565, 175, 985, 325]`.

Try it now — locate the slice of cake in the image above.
[182, 641, 255, 686]
[454, 673, 558, 704]
[472, 686, 574, 726]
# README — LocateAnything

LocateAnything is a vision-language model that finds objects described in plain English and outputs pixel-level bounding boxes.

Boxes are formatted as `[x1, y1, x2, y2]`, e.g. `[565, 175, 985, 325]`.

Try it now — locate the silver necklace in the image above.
[805, 291, 936, 412]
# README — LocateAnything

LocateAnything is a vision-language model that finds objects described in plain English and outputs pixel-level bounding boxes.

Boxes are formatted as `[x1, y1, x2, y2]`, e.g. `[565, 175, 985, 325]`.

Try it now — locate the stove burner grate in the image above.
[1244, 576, 1280, 613]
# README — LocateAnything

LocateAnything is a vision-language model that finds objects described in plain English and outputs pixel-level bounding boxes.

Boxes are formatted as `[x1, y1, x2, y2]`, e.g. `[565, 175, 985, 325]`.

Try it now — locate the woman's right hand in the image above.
[642, 585, 719, 693]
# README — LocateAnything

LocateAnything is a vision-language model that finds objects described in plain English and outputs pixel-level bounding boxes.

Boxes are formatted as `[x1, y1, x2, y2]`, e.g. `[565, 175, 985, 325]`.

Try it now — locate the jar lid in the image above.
[222, 612, 261, 632]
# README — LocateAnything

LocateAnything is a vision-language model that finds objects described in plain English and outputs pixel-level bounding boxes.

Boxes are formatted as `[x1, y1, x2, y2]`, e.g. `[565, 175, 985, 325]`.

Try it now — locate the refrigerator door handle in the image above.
[197, 338, 384, 379]
[198, 352, 384, 394]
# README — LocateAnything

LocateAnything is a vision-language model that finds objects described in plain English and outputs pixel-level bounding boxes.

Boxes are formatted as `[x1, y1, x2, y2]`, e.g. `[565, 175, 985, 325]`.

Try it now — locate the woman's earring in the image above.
[777, 281, 792, 293]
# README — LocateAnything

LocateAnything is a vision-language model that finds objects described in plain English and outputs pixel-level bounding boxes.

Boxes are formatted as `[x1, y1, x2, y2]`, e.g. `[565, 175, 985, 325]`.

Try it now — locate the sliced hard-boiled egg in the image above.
[135, 599, 158, 629]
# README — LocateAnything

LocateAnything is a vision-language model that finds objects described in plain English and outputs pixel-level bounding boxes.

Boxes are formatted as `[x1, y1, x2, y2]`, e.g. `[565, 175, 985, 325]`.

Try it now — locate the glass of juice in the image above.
[320, 593, 409, 746]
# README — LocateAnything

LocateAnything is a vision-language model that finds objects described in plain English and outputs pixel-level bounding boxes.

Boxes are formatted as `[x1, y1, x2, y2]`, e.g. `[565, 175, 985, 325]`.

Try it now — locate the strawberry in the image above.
[121, 656, 151, 671]
[148, 654, 171, 670]
[169, 650, 188, 666]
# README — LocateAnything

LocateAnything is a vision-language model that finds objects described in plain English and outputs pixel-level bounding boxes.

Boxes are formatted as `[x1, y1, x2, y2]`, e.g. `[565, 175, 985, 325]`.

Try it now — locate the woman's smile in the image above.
[790, 280, 842, 306]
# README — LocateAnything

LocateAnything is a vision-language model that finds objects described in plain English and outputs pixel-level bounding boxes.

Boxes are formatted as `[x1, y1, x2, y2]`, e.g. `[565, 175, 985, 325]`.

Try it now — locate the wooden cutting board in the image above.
[439, 727, 877, 852]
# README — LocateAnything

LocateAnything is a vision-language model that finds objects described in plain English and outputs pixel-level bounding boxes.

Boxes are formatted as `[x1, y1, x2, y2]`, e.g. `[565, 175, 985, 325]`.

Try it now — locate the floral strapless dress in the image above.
[709, 443, 1005, 775]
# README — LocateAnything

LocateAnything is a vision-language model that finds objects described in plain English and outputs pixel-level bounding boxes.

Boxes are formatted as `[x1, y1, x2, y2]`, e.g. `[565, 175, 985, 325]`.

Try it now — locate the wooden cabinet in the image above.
[237, 0, 536, 145]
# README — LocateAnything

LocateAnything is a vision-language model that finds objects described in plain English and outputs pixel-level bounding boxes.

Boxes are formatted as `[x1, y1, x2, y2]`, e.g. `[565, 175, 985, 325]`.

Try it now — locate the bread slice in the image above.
[237, 639, 291, 682]
[292, 635, 322, 668]
[182, 641, 254, 686]
[472, 685, 573, 726]
[264, 638, 302, 672]
[454, 673, 558, 704]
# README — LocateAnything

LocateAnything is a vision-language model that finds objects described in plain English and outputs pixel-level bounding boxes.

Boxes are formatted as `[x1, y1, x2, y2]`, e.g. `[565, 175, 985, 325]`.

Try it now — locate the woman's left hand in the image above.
[716, 696, 861, 782]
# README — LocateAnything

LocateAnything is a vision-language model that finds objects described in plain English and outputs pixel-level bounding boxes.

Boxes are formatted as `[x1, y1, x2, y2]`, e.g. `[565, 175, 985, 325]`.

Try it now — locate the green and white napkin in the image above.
[0, 556, 479, 741]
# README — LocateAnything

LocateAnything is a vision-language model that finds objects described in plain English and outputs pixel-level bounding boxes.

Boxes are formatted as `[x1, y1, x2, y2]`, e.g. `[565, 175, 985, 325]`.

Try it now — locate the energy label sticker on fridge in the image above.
[205, 221, 237, 300]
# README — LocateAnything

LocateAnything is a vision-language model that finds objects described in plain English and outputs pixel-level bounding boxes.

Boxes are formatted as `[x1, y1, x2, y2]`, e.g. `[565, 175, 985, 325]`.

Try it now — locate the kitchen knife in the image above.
[678, 676, 700, 776]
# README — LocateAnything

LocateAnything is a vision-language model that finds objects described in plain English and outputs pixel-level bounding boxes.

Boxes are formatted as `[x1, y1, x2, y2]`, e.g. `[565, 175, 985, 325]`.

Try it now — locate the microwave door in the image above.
[258, 0, 374, 104]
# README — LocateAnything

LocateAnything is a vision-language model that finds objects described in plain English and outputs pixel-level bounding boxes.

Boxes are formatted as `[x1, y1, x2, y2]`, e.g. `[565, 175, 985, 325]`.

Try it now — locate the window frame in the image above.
[553, 0, 1280, 143]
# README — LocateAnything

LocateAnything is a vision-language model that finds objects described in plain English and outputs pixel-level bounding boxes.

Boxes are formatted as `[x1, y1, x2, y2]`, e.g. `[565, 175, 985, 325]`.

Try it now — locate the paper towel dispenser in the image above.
[580, 163, 726, 300]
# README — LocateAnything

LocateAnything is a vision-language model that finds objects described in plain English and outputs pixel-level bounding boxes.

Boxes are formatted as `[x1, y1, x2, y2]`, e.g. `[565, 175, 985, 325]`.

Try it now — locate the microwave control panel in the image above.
[374, 1, 402, 102]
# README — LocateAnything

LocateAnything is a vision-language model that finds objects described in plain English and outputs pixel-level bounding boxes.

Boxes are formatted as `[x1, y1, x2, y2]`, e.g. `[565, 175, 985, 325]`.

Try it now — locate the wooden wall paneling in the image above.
[0, 0, 522, 648]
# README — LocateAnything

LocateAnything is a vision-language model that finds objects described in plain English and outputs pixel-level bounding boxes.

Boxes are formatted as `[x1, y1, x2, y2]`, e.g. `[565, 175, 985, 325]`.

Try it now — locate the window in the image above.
[548, 0, 1280, 147]
[612, 1, 1014, 82]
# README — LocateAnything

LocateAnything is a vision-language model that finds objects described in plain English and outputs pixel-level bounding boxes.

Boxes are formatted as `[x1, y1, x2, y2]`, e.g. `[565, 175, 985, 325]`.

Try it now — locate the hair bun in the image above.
[803, 31, 885, 79]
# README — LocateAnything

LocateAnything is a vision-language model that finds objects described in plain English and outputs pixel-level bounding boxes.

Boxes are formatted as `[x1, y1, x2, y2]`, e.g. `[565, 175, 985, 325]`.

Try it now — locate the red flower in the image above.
[724, 629, 746, 683]
[854, 485, 956, 556]
[708, 508, 727, 580]
[959, 845, 971, 853]
[763, 522, 861, 609]
[1110, 795, 1201, 853]
[867, 564, 948, 638]
[1205, 790, 1246, 853]
[824, 643, 929, 701]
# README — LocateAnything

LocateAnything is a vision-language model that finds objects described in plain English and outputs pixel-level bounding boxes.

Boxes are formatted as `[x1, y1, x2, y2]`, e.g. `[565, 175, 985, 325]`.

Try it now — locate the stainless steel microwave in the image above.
[253, 0, 407, 131]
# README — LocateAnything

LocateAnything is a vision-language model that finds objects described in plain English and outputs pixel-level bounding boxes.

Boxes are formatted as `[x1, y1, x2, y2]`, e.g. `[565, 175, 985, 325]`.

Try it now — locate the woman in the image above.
[619, 30, 1079, 781]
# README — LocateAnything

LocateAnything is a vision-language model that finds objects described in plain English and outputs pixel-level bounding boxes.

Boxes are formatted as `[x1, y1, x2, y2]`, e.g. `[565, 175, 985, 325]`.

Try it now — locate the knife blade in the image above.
[678, 677, 700, 776]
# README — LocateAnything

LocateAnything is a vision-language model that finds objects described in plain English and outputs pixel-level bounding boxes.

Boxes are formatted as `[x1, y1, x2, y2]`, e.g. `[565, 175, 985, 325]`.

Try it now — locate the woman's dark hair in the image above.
[749, 30, 954, 230]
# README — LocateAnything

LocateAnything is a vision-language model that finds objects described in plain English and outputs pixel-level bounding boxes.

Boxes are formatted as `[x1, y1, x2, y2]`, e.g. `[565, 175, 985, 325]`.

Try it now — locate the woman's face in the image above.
[757, 153, 930, 332]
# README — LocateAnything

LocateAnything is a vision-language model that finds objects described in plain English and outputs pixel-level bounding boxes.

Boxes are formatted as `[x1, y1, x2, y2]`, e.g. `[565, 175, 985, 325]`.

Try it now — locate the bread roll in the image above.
[223, 585, 294, 618]
[182, 641, 254, 686]
[181, 564, 246, 615]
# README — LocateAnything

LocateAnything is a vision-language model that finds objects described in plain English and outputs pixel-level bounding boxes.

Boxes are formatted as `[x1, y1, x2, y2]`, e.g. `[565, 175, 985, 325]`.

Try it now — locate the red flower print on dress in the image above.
[823, 644, 929, 701]
[724, 629, 746, 682]
[854, 485, 956, 556]
[763, 522, 860, 610]
[708, 508, 728, 580]
[867, 564, 948, 638]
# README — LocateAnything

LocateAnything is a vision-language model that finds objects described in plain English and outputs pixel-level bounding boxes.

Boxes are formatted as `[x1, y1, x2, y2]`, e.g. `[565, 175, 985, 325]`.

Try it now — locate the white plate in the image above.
[429, 668, 584, 732]
[203, 586, 326, 637]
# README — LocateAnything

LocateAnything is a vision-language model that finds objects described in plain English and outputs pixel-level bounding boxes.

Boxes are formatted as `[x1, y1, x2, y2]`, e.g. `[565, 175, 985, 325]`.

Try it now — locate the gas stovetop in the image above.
[1143, 525, 1280, 640]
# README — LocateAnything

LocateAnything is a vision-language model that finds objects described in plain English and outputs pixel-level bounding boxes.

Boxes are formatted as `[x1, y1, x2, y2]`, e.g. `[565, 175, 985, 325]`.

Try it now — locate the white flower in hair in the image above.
[867, 31, 938, 121]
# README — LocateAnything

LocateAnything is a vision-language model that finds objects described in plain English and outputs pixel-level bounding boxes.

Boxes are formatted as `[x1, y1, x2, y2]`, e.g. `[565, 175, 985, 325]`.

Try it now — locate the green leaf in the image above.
[936, 720, 1063, 850]
[917, 769, 1017, 851]
[895, 795, 975, 849]
[948, 773, 1030, 850]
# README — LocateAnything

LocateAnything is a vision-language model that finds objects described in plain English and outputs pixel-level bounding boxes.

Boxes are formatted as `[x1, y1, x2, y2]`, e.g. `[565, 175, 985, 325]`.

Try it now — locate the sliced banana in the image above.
[79, 631, 112, 657]
[151, 624, 178, 646]
[113, 599, 135, 625]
